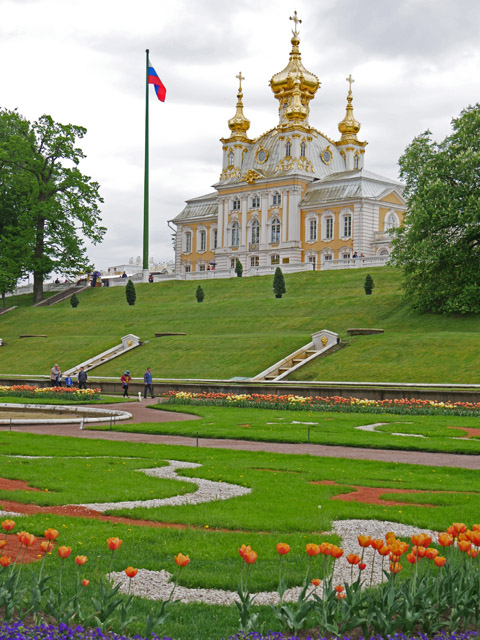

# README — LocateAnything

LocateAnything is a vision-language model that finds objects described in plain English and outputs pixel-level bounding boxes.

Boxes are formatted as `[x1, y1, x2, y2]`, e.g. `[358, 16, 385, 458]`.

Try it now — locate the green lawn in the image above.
[87, 403, 480, 455]
[1, 268, 480, 382]
[0, 430, 478, 639]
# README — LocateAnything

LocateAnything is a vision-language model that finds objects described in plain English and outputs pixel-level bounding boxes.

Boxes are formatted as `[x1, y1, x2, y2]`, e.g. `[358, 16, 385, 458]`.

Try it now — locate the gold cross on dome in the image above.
[290, 10, 302, 36]
[346, 74, 355, 93]
[236, 71, 245, 89]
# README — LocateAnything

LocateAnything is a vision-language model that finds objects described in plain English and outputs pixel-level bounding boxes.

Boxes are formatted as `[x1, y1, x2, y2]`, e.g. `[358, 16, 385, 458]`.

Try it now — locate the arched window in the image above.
[231, 222, 240, 247]
[251, 219, 260, 244]
[385, 212, 399, 230]
[300, 141, 306, 157]
[184, 231, 192, 253]
[271, 218, 280, 243]
[228, 151, 234, 166]
[199, 230, 206, 251]
[285, 141, 291, 157]
[354, 154, 359, 169]
[232, 197, 240, 211]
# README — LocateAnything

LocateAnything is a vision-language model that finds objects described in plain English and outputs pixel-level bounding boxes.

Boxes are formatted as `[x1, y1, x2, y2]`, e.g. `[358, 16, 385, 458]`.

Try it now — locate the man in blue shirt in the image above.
[144, 367, 154, 399]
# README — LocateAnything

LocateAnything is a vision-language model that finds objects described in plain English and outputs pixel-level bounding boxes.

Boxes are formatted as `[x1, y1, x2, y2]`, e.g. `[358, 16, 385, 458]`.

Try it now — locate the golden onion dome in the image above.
[227, 72, 250, 139]
[338, 74, 362, 141]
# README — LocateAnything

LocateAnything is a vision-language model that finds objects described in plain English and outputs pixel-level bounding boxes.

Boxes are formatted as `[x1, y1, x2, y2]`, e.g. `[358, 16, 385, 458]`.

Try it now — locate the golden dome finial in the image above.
[227, 71, 250, 140]
[289, 10, 302, 36]
[338, 73, 362, 141]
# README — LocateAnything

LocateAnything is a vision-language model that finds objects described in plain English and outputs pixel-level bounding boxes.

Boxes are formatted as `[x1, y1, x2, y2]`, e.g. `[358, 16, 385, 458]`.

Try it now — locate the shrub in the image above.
[273, 267, 286, 298]
[196, 285, 205, 303]
[364, 273, 374, 295]
[125, 279, 136, 306]
[235, 259, 243, 278]
[70, 293, 79, 308]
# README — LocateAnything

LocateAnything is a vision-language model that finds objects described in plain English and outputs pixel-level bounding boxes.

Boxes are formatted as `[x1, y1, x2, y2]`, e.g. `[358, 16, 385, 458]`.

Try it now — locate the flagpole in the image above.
[143, 48, 149, 277]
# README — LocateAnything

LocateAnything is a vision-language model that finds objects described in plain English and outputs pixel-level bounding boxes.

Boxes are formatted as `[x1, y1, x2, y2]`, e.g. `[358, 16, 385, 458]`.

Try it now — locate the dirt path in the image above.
[1, 397, 478, 469]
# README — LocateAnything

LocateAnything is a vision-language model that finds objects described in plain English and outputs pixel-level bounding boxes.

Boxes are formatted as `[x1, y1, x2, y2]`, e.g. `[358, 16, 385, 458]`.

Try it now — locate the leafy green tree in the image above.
[126, 279, 136, 306]
[70, 293, 79, 308]
[364, 274, 374, 295]
[196, 285, 205, 303]
[273, 266, 286, 298]
[392, 104, 480, 313]
[235, 259, 243, 277]
[0, 109, 105, 304]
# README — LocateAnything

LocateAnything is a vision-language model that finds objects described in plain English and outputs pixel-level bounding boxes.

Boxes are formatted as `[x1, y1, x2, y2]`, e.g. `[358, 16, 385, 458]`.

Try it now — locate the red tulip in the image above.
[438, 533, 454, 547]
[358, 535, 371, 548]
[107, 537, 122, 551]
[331, 546, 344, 559]
[347, 553, 360, 565]
[0, 555, 11, 567]
[425, 548, 439, 560]
[0, 540, 6, 550]
[276, 543, 290, 555]
[407, 553, 417, 564]
[44, 528, 59, 541]
[335, 585, 345, 593]
[238, 544, 251, 558]
[1, 520, 15, 532]
[75, 555, 88, 566]
[20, 533, 36, 547]
[40, 541, 52, 553]
[82, 579, 90, 587]
[458, 540, 472, 553]
[311, 578, 320, 587]
[434, 556, 446, 567]
[306, 543, 320, 557]
[175, 553, 190, 567]
[243, 550, 257, 565]
[58, 546, 72, 559]
[125, 566, 138, 578]
[358, 562, 366, 571]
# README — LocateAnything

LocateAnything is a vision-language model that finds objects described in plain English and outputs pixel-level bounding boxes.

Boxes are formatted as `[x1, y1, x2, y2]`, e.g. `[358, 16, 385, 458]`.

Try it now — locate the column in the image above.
[260, 191, 269, 246]
[241, 195, 248, 249]
[217, 200, 224, 249]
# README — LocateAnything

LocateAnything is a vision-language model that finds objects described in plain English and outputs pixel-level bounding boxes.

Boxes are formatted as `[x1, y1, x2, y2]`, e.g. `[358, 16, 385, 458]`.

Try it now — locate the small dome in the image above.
[227, 73, 250, 140]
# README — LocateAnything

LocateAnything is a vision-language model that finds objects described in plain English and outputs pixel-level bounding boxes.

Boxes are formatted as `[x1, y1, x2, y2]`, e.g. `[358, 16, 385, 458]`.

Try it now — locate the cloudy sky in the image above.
[1, 0, 479, 271]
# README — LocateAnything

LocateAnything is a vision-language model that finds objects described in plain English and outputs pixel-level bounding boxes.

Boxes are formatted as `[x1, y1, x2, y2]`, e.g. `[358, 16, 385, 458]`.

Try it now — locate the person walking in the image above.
[50, 364, 61, 387]
[121, 370, 132, 397]
[77, 367, 88, 390]
[143, 367, 154, 399]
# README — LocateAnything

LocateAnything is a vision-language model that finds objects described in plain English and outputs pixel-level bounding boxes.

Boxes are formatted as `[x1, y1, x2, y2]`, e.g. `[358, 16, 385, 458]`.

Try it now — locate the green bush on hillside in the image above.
[70, 293, 79, 308]
[273, 267, 286, 298]
[235, 259, 243, 277]
[126, 279, 136, 306]
[196, 285, 205, 303]
[364, 274, 374, 295]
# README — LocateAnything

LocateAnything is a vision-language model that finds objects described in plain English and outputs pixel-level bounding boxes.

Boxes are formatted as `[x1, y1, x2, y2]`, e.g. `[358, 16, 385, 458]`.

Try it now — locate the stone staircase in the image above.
[251, 330, 339, 382]
[63, 334, 141, 376]
[33, 285, 89, 307]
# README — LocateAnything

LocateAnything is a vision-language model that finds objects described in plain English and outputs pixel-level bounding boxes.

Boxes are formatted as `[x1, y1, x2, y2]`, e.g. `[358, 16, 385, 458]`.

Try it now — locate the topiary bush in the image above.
[125, 279, 136, 306]
[364, 273, 374, 295]
[273, 267, 286, 298]
[196, 285, 205, 303]
[235, 259, 243, 277]
[70, 293, 79, 308]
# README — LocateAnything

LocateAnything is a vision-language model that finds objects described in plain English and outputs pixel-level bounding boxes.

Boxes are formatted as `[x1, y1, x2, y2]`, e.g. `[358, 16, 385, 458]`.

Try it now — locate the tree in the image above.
[273, 266, 286, 298]
[196, 285, 205, 303]
[126, 279, 136, 306]
[364, 274, 374, 295]
[391, 104, 480, 313]
[235, 259, 243, 277]
[0, 110, 105, 304]
[70, 293, 79, 308]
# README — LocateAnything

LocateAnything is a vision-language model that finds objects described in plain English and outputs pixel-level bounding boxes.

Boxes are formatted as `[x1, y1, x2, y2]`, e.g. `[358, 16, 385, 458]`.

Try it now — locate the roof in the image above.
[171, 192, 218, 223]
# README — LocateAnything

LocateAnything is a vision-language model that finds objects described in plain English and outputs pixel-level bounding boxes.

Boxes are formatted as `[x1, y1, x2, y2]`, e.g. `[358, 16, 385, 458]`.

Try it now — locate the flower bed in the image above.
[161, 391, 480, 417]
[0, 621, 173, 639]
[0, 385, 101, 401]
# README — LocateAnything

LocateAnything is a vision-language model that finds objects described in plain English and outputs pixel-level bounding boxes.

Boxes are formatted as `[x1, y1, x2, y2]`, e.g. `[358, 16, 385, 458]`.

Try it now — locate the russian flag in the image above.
[148, 62, 166, 102]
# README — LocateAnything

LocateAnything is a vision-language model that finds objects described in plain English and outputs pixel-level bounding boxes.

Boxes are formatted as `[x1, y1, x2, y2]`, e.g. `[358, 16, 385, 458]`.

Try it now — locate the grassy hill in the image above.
[1, 267, 479, 383]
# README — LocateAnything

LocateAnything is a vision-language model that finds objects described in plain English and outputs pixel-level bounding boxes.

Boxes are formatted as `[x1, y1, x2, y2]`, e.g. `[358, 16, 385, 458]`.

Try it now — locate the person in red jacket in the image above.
[120, 370, 132, 397]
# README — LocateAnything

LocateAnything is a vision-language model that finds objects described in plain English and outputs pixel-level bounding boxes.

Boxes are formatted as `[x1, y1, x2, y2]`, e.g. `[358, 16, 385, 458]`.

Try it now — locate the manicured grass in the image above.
[88, 404, 480, 455]
[1, 268, 480, 383]
[0, 430, 478, 639]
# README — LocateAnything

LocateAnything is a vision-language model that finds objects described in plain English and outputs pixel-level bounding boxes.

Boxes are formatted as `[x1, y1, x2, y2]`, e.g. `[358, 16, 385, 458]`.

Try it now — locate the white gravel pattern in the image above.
[75, 459, 251, 512]
[110, 519, 439, 605]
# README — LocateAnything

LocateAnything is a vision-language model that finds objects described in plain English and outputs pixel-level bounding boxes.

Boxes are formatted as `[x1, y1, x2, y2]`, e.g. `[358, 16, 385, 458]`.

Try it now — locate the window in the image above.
[271, 218, 280, 243]
[228, 151, 234, 166]
[232, 198, 240, 211]
[185, 264, 191, 273]
[385, 212, 398, 230]
[199, 263, 206, 272]
[251, 196, 260, 209]
[308, 255, 316, 270]
[251, 219, 260, 244]
[354, 154, 359, 169]
[199, 230, 206, 251]
[231, 222, 240, 247]
[323, 254, 332, 261]
[300, 141, 306, 157]
[325, 218, 333, 240]
[185, 231, 192, 253]
[309, 219, 317, 241]
[342, 252, 351, 260]
[285, 141, 291, 157]
[213, 229, 218, 249]
[250, 256, 259, 267]
[343, 215, 352, 238]
[271, 254, 280, 265]
[272, 193, 281, 206]
[230, 258, 236, 268]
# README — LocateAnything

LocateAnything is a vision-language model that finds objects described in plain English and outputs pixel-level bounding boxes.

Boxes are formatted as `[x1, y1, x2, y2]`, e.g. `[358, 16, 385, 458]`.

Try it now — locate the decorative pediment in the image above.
[242, 169, 263, 184]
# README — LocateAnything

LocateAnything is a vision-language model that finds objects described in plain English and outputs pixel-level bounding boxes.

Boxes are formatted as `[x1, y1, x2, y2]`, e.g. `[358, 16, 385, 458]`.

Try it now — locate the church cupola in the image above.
[227, 72, 251, 141]
[219, 73, 252, 182]
[336, 74, 367, 170]
[269, 12, 319, 130]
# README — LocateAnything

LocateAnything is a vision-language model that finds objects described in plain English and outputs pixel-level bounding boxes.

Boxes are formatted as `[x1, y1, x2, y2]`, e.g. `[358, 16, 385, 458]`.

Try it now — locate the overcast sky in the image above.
[1, 0, 479, 271]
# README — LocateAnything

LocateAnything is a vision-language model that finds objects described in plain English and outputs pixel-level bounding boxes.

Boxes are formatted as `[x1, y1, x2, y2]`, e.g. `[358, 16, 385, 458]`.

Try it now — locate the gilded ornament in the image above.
[321, 335, 328, 347]
[242, 169, 263, 184]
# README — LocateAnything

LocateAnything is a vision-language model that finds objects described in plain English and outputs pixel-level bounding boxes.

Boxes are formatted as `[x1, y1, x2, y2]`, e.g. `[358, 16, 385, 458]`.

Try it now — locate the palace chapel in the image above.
[171, 14, 405, 276]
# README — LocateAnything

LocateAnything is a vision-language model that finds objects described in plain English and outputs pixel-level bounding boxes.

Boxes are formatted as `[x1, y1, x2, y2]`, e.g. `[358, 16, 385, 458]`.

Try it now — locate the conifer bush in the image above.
[70, 293, 79, 308]
[125, 279, 136, 306]
[196, 285, 205, 303]
[235, 259, 243, 277]
[364, 273, 374, 295]
[273, 267, 286, 298]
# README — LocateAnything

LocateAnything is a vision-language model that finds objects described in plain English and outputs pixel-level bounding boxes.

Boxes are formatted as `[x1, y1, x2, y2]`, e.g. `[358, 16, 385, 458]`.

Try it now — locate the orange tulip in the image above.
[20, 533, 36, 547]
[175, 553, 191, 567]
[106, 537, 122, 551]
[358, 535, 371, 548]
[469, 548, 478, 559]
[0, 555, 11, 567]
[458, 540, 472, 553]
[319, 542, 332, 555]
[347, 553, 360, 565]
[413, 546, 426, 558]
[58, 546, 72, 559]
[472, 531, 480, 546]
[434, 556, 446, 567]
[335, 585, 345, 593]
[389, 562, 402, 573]
[311, 578, 321, 587]
[125, 566, 138, 578]
[0, 540, 6, 550]
[472, 524, 480, 532]
[1, 520, 15, 532]
[44, 528, 59, 541]
[452, 523, 467, 536]
[238, 544, 251, 558]
[82, 579, 90, 587]
[407, 553, 418, 564]
[306, 543, 320, 557]
[385, 532, 396, 543]
[371, 538, 384, 551]
[465, 530, 474, 542]
[411, 534, 422, 546]
[438, 533, 454, 547]
[243, 550, 257, 565]
[75, 555, 88, 566]
[331, 546, 344, 559]
[40, 541, 52, 553]
[276, 543, 290, 555]
[358, 562, 366, 571]
[378, 545, 391, 557]
[425, 548, 439, 560]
